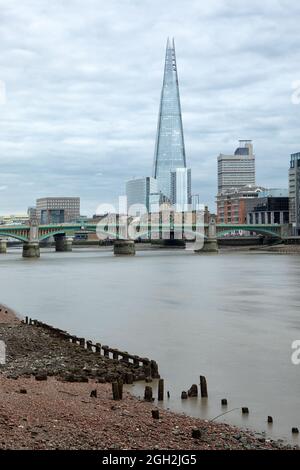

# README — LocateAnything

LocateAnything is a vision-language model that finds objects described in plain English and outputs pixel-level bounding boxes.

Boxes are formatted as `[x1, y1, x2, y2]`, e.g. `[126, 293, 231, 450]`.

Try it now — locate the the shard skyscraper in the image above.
[153, 38, 187, 202]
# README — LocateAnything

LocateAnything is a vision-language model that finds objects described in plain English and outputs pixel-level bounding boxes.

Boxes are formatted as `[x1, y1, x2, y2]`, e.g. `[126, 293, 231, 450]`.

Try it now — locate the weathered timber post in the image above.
[150, 360, 160, 379]
[102, 345, 109, 358]
[79, 338, 85, 348]
[188, 384, 198, 397]
[95, 343, 101, 354]
[133, 355, 140, 366]
[112, 382, 120, 400]
[118, 380, 123, 400]
[86, 340, 93, 351]
[126, 372, 133, 384]
[200, 375, 208, 398]
[144, 386, 153, 402]
[152, 409, 160, 420]
[121, 352, 129, 363]
[158, 379, 164, 401]
[142, 359, 151, 377]
[113, 350, 119, 360]
[25, 316, 28, 325]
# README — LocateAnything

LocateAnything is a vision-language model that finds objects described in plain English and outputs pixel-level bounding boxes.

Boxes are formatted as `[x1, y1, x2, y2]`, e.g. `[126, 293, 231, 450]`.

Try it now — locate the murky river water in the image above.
[0, 247, 300, 444]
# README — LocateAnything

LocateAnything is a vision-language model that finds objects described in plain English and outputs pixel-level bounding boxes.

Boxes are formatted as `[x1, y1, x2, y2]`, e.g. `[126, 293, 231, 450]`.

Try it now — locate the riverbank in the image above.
[0, 308, 296, 450]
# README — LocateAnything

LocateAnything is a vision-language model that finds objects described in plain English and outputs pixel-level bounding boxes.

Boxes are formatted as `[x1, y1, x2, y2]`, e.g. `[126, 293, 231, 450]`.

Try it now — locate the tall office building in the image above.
[36, 197, 80, 224]
[218, 140, 255, 193]
[289, 152, 300, 235]
[126, 177, 158, 215]
[170, 168, 191, 211]
[153, 38, 187, 202]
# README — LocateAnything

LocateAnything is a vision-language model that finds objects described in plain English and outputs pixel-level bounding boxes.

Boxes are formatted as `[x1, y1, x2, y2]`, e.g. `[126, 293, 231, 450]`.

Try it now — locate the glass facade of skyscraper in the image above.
[153, 39, 187, 201]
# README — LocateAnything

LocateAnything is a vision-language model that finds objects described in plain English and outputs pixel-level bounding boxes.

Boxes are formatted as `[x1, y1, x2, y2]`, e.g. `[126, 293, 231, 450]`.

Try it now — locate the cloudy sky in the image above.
[0, 0, 300, 215]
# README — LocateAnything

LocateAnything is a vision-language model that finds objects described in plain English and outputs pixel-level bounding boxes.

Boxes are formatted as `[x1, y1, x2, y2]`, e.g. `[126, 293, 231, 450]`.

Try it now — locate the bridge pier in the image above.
[113, 240, 135, 256]
[197, 238, 219, 253]
[22, 241, 40, 258]
[0, 239, 7, 254]
[55, 236, 73, 252]
[195, 216, 219, 254]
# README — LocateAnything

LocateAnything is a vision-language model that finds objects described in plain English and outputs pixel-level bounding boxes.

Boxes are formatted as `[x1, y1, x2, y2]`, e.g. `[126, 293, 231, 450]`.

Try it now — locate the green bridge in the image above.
[0, 221, 291, 258]
[0, 222, 290, 243]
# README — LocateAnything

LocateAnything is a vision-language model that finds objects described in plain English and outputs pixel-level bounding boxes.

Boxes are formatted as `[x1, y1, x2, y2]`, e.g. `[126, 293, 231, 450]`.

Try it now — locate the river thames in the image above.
[0, 247, 299, 443]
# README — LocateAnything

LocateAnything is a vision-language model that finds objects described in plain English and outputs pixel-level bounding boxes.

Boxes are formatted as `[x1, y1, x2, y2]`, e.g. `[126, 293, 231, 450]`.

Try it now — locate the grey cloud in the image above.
[0, 0, 300, 214]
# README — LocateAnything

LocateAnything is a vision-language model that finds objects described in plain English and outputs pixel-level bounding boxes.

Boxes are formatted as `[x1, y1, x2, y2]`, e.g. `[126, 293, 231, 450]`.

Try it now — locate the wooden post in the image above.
[200, 375, 208, 398]
[158, 379, 164, 401]
[79, 338, 85, 348]
[152, 409, 160, 420]
[102, 346, 109, 358]
[113, 351, 119, 360]
[133, 355, 140, 366]
[267, 416, 273, 423]
[144, 386, 153, 402]
[95, 343, 101, 354]
[25, 316, 28, 324]
[221, 398, 228, 406]
[150, 360, 159, 379]
[86, 340, 93, 351]
[121, 352, 129, 363]
[242, 407, 249, 414]
[126, 372, 133, 384]
[118, 380, 123, 400]
[112, 382, 120, 400]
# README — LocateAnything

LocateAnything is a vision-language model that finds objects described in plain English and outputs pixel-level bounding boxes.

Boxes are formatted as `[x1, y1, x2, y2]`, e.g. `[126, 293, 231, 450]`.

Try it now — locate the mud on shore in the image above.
[0, 307, 297, 450]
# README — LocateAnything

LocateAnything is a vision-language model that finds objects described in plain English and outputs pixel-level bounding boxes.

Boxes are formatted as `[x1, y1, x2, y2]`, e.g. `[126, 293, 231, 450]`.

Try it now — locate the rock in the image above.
[242, 407, 249, 414]
[188, 384, 198, 397]
[90, 389, 97, 398]
[152, 410, 160, 420]
[181, 391, 188, 399]
[292, 427, 299, 434]
[19, 388, 27, 394]
[221, 398, 228, 406]
[192, 428, 201, 439]
[35, 373, 47, 381]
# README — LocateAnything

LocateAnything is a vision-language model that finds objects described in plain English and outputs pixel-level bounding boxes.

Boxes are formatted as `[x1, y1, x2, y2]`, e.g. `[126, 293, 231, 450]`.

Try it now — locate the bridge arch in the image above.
[216, 228, 281, 239]
[0, 232, 28, 242]
[38, 230, 68, 241]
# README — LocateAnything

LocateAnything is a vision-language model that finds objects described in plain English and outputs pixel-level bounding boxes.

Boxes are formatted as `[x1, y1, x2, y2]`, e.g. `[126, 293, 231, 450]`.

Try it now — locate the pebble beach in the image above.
[0, 304, 297, 450]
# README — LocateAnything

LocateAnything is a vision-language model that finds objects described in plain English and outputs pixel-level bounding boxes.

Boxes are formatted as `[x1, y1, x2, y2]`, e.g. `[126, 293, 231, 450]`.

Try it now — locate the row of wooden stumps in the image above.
[181, 376, 300, 435]
[111, 375, 300, 436]
[111, 378, 164, 402]
[181, 375, 208, 399]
